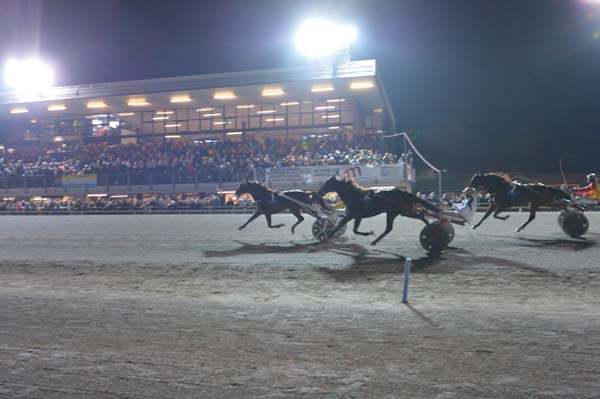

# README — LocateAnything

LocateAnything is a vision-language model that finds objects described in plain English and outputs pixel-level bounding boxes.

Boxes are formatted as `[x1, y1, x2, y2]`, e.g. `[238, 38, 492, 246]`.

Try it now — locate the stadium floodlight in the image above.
[4, 58, 54, 92]
[294, 19, 357, 59]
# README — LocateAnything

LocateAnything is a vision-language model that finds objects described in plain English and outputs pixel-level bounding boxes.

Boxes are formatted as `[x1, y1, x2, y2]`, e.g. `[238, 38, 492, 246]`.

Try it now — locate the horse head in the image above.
[466, 173, 487, 191]
[235, 180, 263, 197]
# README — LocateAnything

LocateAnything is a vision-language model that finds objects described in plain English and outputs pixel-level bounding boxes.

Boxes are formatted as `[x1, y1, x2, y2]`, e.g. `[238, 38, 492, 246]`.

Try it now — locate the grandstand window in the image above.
[287, 113, 300, 126]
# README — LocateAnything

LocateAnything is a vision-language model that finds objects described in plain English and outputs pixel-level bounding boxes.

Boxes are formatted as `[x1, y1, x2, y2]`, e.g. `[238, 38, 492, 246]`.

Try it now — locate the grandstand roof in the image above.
[0, 59, 395, 128]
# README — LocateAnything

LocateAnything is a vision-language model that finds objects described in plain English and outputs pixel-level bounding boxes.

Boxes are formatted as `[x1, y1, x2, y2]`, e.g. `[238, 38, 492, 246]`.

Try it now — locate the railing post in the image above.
[171, 172, 176, 192]
[127, 174, 131, 193]
[23, 177, 28, 194]
[149, 173, 153, 191]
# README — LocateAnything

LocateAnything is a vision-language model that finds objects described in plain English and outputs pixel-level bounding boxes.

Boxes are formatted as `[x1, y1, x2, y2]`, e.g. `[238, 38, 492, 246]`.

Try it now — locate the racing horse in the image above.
[235, 181, 327, 234]
[466, 173, 576, 232]
[317, 175, 443, 245]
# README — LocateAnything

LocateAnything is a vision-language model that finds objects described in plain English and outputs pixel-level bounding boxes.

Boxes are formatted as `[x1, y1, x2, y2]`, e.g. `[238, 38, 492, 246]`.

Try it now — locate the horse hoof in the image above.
[238, 226, 245, 230]
[370, 241, 377, 246]
[369, 231, 375, 235]
[471, 226, 478, 230]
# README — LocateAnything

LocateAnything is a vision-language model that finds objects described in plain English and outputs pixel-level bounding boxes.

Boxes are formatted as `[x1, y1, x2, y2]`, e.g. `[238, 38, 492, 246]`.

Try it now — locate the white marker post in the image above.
[402, 258, 412, 304]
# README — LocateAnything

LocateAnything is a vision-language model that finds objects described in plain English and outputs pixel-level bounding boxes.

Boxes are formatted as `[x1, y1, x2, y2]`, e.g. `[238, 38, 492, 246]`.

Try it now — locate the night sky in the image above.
[1, 0, 599, 173]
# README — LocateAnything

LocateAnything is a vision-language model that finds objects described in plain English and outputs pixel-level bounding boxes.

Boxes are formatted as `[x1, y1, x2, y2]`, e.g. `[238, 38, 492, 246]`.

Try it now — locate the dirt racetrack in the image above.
[0, 212, 599, 398]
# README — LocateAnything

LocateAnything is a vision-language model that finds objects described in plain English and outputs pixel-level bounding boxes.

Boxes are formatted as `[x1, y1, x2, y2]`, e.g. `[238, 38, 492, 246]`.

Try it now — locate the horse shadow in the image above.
[203, 239, 365, 258]
[317, 248, 454, 282]
[515, 237, 595, 251]
[317, 246, 558, 282]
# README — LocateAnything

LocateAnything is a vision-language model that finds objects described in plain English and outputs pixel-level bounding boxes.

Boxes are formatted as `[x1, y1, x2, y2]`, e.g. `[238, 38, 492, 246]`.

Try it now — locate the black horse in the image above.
[317, 175, 442, 245]
[467, 173, 574, 232]
[235, 181, 327, 234]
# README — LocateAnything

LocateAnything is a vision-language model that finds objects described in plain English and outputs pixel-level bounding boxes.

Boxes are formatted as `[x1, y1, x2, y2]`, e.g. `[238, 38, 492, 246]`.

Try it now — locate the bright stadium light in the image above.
[4, 58, 54, 92]
[295, 19, 357, 59]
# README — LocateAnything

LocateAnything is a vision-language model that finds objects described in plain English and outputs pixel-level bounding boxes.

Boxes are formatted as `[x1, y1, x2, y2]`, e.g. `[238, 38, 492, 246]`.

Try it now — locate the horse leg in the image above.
[353, 218, 374, 236]
[515, 204, 537, 232]
[472, 204, 495, 229]
[370, 213, 398, 246]
[239, 210, 261, 230]
[494, 207, 510, 220]
[290, 209, 304, 234]
[326, 215, 353, 240]
[265, 213, 284, 228]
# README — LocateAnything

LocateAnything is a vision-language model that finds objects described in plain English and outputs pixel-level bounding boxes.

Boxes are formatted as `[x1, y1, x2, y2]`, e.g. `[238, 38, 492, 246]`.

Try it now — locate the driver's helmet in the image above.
[587, 173, 597, 182]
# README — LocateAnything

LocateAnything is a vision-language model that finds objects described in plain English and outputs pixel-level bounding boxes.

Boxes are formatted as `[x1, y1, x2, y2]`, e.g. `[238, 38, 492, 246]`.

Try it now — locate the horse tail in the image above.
[414, 196, 442, 213]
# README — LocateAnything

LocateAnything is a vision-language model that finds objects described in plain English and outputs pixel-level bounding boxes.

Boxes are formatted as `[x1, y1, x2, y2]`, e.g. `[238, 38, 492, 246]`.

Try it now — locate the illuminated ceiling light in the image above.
[280, 101, 300, 106]
[155, 110, 174, 115]
[152, 116, 169, 121]
[294, 19, 357, 58]
[311, 84, 334, 93]
[314, 105, 336, 110]
[262, 87, 285, 97]
[4, 58, 54, 91]
[47, 104, 66, 111]
[236, 104, 255, 109]
[265, 117, 285, 122]
[53, 136, 64, 142]
[196, 107, 214, 112]
[256, 110, 276, 114]
[202, 113, 221, 117]
[92, 119, 103, 125]
[226, 131, 243, 136]
[328, 126, 340, 130]
[127, 98, 150, 106]
[170, 94, 192, 103]
[87, 101, 107, 109]
[326, 98, 345, 103]
[117, 112, 135, 116]
[165, 134, 181, 138]
[373, 108, 383, 113]
[10, 107, 28, 114]
[213, 120, 232, 125]
[349, 81, 374, 90]
[165, 123, 182, 128]
[321, 114, 340, 119]
[213, 90, 236, 100]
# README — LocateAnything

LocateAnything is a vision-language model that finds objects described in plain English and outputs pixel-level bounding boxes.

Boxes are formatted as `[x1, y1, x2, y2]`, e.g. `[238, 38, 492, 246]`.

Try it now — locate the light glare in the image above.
[4, 59, 54, 91]
[295, 19, 357, 58]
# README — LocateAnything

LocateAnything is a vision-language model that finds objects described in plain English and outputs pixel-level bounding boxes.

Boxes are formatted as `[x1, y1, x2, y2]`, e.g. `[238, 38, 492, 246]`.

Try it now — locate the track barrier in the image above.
[402, 258, 412, 304]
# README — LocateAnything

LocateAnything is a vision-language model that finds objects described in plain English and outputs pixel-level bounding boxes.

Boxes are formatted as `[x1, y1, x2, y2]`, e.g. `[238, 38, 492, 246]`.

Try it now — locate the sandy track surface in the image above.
[1, 213, 599, 398]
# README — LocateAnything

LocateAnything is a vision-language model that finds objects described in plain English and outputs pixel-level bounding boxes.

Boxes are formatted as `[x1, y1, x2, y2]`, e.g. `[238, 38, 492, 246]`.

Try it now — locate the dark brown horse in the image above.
[466, 173, 575, 232]
[317, 176, 442, 245]
[235, 181, 327, 234]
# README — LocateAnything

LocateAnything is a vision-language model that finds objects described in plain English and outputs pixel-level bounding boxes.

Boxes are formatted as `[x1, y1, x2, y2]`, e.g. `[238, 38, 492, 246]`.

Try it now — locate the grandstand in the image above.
[0, 59, 415, 199]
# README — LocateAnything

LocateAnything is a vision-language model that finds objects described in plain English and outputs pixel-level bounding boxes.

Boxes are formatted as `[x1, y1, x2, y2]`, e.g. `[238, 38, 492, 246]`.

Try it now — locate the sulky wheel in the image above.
[332, 216, 347, 238]
[419, 221, 451, 254]
[558, 209, 569, 227]
[559, 210, 589, 238]
[312, 217, 339, 242]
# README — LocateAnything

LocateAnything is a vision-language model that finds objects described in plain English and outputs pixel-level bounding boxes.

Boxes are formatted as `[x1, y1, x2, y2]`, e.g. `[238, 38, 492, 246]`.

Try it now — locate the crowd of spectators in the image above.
[0, 132, 398, 184]
[0, 193, 255, 213]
